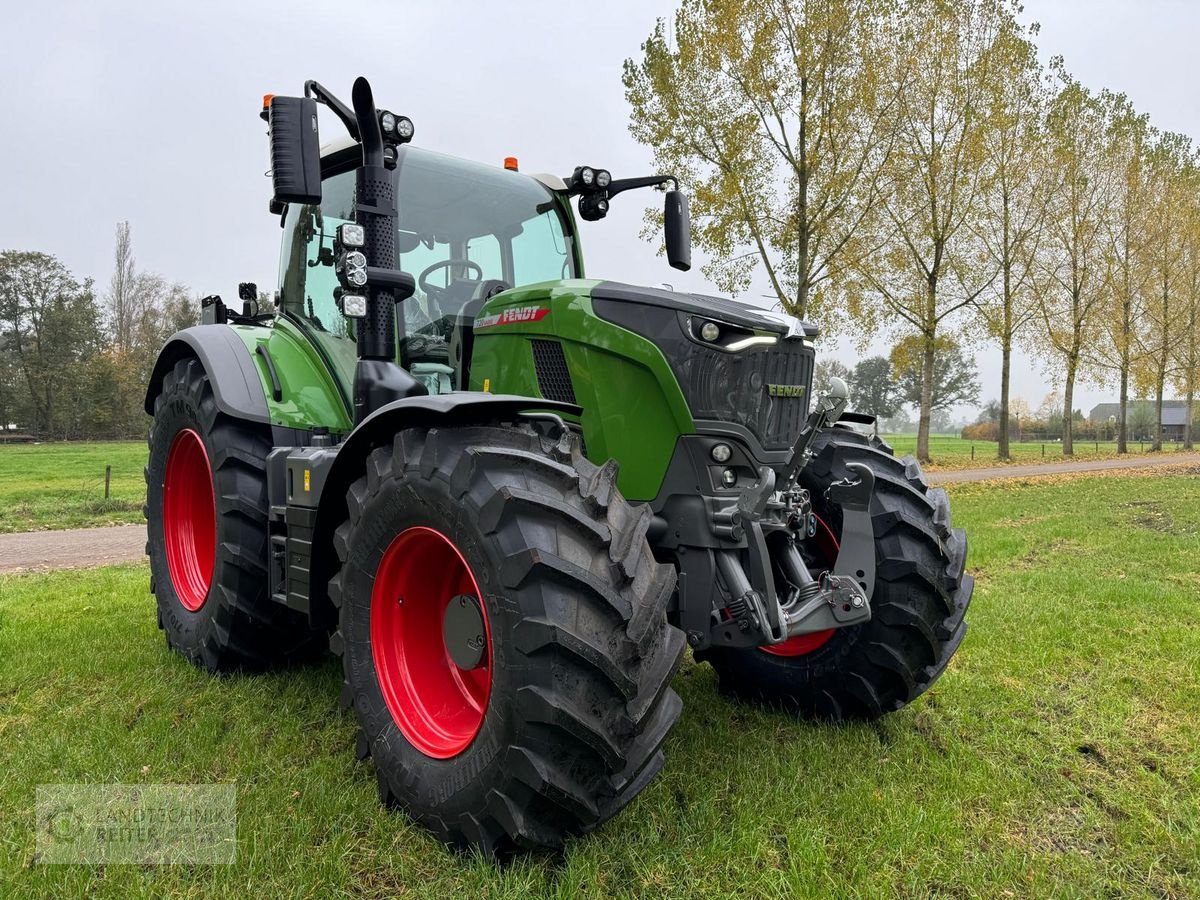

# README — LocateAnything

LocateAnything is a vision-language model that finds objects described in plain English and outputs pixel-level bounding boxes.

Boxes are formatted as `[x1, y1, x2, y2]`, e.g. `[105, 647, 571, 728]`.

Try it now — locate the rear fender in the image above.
[144, 326, 270, 423]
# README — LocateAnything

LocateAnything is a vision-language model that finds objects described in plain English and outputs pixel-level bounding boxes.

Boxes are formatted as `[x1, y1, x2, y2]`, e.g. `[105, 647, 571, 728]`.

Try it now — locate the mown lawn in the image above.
[884, 433, 1192, 470]
[0, 441, 147, 533]
[1, 473, 1197, 897]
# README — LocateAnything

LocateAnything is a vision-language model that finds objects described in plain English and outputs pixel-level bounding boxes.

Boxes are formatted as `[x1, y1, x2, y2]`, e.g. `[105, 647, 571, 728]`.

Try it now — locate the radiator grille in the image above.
[672, 340, 814, 449]
[530, 340, 577, 404]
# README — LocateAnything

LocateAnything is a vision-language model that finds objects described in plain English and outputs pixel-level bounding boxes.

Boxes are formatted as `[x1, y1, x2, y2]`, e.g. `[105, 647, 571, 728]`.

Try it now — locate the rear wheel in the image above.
[704, 428, 972, 721]
[329, 424, 685, 853]
[146, 357, 322, 672]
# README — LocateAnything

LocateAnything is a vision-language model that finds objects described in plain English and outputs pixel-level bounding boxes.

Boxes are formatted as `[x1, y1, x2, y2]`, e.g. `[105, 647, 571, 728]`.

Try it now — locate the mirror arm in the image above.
[305, 79, 360, 141]
[605, 174, 678, 200]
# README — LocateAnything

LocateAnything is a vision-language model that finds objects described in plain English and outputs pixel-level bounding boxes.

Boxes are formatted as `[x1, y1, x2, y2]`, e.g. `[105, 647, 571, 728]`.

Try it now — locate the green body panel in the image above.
[468, 279, 695, 500]
[229, 318, 354, 434]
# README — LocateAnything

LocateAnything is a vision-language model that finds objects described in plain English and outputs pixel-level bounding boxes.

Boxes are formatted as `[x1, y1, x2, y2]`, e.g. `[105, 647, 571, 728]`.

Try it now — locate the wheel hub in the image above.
[443, 594, 487, 670]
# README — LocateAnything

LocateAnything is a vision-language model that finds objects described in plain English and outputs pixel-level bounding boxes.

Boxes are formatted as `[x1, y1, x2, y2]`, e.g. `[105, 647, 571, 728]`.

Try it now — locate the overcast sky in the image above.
[3, 0, 1197, 418]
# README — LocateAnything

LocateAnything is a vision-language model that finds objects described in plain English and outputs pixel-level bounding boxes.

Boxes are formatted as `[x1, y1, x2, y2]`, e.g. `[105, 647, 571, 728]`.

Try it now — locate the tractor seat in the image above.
[450, 279, 511, 386]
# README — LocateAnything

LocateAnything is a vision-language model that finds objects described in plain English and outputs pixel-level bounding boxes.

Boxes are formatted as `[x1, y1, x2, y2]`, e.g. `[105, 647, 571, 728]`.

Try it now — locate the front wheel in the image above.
[329, 424, 685, 853]
[704, 428, 972, 721]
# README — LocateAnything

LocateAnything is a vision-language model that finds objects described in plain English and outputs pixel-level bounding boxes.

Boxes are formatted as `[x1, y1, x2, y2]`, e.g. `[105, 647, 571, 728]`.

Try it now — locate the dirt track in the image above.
[3, 454, 1200, 574]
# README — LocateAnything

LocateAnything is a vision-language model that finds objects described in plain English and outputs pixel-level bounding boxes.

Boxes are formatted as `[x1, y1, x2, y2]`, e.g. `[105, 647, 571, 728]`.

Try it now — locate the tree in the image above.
[622, 0, 899, 321]
[101, 224, 199, 434]
[1128, 399, 1155, 441]
[849, 356, 899, 434]
[853, 0, 1016, 462]
[1038, 64, 1112, 455]
[891, 334, 980, 413]
[1092, 91, 1152, 453]
[1170, 159, 1200, 449]
[812, 357, 851, 395]
[0, 252, 103, 438]
[976, 398, 1001, 423]
[1137, 132, 1192, 451]
[970, 18, 1048, 460]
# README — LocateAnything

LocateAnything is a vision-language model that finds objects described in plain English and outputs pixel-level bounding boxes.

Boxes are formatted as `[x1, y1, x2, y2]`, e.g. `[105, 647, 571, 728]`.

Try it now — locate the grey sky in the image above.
[3, 0, 1197, 418]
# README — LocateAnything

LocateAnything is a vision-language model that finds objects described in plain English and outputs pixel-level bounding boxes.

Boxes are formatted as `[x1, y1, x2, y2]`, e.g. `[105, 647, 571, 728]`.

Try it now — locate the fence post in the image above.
[1041, 443, 1045, 457]
[971, 444, 975, 461]
[104, 465, 112, 499]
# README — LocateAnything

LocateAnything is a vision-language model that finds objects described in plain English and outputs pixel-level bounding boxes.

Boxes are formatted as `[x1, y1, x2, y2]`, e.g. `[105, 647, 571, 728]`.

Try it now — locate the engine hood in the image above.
[591, 281, 818, 339]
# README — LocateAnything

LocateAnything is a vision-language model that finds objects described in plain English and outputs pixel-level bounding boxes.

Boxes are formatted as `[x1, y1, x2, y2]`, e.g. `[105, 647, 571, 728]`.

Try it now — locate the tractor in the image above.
[144, 76, 972, 854]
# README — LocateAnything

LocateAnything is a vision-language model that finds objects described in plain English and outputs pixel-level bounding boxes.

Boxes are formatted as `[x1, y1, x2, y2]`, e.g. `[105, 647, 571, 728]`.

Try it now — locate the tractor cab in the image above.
[277, 140, 579, 396]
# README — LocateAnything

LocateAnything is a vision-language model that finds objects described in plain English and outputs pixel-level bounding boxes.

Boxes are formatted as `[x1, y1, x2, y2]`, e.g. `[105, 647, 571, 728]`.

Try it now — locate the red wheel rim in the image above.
[163, 428, 216, 612]
[370, 526, 492, 759]
[761, 513, 839, 657]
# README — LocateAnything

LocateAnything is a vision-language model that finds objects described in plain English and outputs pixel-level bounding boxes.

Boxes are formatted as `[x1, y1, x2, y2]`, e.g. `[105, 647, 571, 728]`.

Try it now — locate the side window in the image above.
[278, 169, 356, 335]
[465, 233, 503, 281]
[511, 210, 572, 285]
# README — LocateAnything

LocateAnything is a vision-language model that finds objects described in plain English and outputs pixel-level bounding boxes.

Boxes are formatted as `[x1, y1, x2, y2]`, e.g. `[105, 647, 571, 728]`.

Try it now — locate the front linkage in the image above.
[672, 376, 877, 654]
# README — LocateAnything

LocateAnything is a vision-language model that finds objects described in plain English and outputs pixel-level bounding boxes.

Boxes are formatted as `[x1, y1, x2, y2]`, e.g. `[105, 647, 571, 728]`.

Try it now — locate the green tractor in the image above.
[145, 77, 972, 853]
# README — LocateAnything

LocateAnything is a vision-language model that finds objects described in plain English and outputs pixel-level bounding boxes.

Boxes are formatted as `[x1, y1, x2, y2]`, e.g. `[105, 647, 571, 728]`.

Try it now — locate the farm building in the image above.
[1089, 400, 1193, 441]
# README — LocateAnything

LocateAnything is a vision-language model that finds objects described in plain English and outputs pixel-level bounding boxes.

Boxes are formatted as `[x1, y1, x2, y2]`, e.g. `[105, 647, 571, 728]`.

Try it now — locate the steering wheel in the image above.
[418, 259, 484, 302]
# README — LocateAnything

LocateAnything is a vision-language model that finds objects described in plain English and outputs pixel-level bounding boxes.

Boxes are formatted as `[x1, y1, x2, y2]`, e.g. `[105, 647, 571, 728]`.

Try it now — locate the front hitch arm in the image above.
[828, 462, 876, 599]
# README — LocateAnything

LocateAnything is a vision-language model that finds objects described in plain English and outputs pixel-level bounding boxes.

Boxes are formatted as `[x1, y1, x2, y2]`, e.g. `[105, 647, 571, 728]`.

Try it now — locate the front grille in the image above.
[672, 340, 814, 449]
[530, 339, 577, 404]
[590, 293, 815, 451]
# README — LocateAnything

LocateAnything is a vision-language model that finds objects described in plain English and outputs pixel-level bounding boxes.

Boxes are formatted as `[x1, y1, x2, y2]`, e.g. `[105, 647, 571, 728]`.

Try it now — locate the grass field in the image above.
[883, 433, 1192, 470]
[0, 441, 146, 533]
[2, 473, 1198, 897]
[0, 436, 1193, 534]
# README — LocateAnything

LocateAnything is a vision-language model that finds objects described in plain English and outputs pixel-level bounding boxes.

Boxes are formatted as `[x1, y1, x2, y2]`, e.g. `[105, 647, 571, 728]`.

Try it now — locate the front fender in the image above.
[305, 393, 581, 625]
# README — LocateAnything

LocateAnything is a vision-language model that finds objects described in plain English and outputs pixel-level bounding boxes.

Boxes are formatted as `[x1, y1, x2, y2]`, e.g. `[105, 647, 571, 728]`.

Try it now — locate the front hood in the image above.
[591, 281, 818, 338]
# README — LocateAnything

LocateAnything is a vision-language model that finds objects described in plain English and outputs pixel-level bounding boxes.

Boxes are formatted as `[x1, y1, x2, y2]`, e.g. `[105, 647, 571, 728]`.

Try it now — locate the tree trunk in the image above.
[1062, 355, 1076, 456]
[998, 334, 1011, 460]
[917, 331, 935, 463]
[1117, 368, 1129, 454]
[1186, 390, 1194, 450]
[1153, 377, 1165, 452]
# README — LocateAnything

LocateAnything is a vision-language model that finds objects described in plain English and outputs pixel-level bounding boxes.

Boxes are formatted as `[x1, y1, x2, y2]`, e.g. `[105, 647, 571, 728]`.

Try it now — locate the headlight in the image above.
[396, 116, 414, 141]
[721, 468, 738, 487]
[342, 250, 368, 287]
[337, 223, 365, 248]
[340, 294, 367, 318]
[710, 443, 732, 463]
[595, 169, 611, 188]
[379, 111, 396, 135]
[724, 334, 778, 352]
[700, 321, 720, 342]
[579, 166, 595, 187]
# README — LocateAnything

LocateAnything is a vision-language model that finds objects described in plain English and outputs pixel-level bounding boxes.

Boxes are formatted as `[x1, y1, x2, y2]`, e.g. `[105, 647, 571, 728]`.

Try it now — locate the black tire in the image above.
[146, 357, 322, 672]
[704, 428, 972, 721]
[329, 424, 685, 853]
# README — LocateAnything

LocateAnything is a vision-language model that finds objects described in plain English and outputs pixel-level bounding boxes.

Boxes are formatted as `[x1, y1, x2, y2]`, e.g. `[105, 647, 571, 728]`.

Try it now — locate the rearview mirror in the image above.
[665, 190, 691, 272]
[269, 96, 322, 206]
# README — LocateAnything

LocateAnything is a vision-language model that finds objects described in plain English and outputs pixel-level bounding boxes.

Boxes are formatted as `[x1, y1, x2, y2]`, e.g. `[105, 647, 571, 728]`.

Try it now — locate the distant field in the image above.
[0, 441, 146, 533]
[2, 472, 1198, 897]
[883, 434, 1191, 470]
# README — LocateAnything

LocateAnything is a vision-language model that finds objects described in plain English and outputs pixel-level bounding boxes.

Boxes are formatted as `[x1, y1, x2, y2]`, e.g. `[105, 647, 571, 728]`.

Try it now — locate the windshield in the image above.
[278, 147, 575, 354]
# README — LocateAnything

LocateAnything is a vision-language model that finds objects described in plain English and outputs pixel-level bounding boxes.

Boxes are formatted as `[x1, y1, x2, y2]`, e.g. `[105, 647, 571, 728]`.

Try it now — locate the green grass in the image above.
[1, 436, 1189, 534]
[0, 442, 147, 533]
[883, 434, 1193, 470]
[2, 473, 1198, 897]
